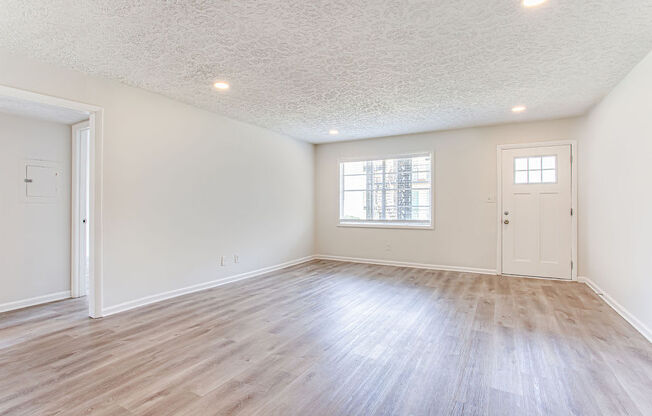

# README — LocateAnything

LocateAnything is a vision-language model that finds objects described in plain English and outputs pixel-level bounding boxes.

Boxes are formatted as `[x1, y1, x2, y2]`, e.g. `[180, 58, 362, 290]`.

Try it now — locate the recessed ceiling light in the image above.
[512, 105, 527, 113]
[523, 0, 547, 7]
[213, 81, 230, 90]
[329, 129, 339, 135]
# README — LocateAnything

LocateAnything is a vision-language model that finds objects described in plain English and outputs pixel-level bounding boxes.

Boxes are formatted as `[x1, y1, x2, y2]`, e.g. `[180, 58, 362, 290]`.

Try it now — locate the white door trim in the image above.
[0, 84, 105, 318]
[496, 140, 577, 280]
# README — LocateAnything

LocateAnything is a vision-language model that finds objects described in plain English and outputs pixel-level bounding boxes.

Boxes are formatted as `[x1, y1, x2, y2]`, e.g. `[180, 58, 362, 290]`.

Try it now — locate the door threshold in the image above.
[501, 273, 573, 281]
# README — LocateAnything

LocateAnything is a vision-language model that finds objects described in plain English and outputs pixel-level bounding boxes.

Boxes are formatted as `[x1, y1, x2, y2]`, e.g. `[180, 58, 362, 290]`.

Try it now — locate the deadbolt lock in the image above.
[504, 219, 509, 225]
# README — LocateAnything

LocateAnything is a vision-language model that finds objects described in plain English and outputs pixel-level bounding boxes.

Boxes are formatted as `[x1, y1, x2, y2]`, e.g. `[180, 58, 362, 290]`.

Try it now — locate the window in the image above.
[339, 154, 432, 227]
[514, 156, 556, 184]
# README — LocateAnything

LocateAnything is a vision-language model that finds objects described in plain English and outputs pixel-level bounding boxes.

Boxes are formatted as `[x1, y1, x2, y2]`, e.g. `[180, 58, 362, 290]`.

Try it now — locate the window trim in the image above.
[338, 152, 434, 229]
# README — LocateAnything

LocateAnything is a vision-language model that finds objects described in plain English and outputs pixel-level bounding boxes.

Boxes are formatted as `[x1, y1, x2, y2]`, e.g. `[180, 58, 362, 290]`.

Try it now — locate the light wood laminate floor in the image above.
[1, 260, 650, 415]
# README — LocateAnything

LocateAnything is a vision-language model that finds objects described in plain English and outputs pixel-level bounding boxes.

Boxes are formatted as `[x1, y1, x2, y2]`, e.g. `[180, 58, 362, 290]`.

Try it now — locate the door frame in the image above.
[496, 140, 577, 280]
[0, 84, 104, 318]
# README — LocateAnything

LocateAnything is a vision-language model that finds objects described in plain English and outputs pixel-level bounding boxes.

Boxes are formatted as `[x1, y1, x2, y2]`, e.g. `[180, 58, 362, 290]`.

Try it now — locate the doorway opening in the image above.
[496, 141, 577, 280]
[0, 85, 103, 318]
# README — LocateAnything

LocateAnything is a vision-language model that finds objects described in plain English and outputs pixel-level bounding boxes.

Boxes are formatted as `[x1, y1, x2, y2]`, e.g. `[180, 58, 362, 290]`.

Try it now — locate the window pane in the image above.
[513, 155, 558, 185]
[385, 206, 398, 220]
[343, 161, 365, 175]
[339, 154, 431, 226]
[371, 189, 384, 216]
[542, 169, 556, 183]
[411, 207, 431, 221]
[385, 190, 397, 207]
[542, 156, 556, 169]
[395, 206, 408, 220]
[412, 170, 430, 183]
[412, 156, 431, 171]
[514, 157, 528, 171]
[372, 200, 384, 220]
[385, 173, 398, 188]
[528, 157, 541, 170]
[342, 191, 366, 220]
[515, 171, 528, 184]
[411, 189, 430, 205]
[529, 170, 542, 183]
[385, 159, 397, 173]
[343, 175, 366, 190]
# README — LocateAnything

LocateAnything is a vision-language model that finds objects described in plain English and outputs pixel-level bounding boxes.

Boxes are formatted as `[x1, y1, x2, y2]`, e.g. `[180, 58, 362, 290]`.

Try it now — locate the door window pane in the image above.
[514, 155, 557, 184]
[514, 157, 528, 171]
[542, 169, 556, 183]
[528, 157, 541, 170]
[515, 171, 528, 184]
[529, 170, 542, 183]
[542, 156, 556, 169]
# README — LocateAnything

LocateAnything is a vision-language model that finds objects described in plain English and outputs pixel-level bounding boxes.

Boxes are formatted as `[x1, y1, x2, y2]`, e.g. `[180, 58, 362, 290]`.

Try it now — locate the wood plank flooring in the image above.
[1, 260, 650, 415]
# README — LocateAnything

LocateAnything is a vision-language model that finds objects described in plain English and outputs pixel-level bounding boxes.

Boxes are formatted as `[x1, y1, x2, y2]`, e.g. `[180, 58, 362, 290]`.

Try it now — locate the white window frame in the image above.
[338, 152, 434, 230]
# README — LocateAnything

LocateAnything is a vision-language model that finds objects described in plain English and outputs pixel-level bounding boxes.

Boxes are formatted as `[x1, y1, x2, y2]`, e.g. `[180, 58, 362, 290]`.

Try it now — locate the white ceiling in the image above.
[0, 95, 88, 125]
[1, 1, 651, 143]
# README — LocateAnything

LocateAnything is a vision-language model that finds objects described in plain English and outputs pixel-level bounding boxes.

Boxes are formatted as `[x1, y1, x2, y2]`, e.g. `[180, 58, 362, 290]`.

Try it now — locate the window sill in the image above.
[337, 222, 433, 230]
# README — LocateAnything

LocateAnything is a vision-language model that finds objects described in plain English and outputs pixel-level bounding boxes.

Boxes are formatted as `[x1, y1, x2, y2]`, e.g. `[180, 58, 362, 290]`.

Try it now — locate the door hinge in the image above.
[571, 261, 574, 270]
[570, 208, 574, 216]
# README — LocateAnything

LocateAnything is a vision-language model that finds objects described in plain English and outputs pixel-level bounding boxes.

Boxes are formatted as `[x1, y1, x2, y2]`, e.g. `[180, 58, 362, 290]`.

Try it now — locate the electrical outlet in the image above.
[233, 254, 239, 264]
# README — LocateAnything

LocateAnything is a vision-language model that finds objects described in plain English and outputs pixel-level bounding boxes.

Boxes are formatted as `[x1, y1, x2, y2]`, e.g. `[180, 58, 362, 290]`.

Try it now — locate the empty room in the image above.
[0, 1, 650, 415]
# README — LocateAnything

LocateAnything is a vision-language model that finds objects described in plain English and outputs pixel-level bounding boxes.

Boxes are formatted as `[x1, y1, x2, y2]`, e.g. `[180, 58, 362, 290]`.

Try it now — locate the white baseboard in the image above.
[315, 254, 497, 275]
[578, 276, 651, 343]
[102, 255, 316, 317]
[0, 291, 71, 314]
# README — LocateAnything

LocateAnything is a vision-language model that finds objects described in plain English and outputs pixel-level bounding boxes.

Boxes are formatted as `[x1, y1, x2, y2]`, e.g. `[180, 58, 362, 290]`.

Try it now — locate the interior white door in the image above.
[79, 127, 90, 295]
[501, 145, 572, 279]
[72, 121, 91, 297]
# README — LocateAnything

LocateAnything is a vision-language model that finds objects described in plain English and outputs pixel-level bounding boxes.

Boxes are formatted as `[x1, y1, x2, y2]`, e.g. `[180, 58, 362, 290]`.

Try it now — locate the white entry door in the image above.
[501, 145, 572, 279]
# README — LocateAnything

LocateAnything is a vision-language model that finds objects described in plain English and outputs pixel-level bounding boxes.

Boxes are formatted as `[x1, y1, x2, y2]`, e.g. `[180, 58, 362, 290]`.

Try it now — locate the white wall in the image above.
[0, 50, 314, 312]
[578, 50, 652, 338]
[315, 118, 582, 272]
[3, 42, 648, 336]
[0, 112, 71, 307]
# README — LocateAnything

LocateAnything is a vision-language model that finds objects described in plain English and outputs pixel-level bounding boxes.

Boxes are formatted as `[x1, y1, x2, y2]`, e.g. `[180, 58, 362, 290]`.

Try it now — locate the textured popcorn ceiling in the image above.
[0, 96, 88, 125]
[1, 1, 651, 143]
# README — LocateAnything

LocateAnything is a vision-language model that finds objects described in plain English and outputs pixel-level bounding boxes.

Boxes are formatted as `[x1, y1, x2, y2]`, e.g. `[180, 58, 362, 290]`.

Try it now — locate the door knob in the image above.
[504, 219, 509, 224]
